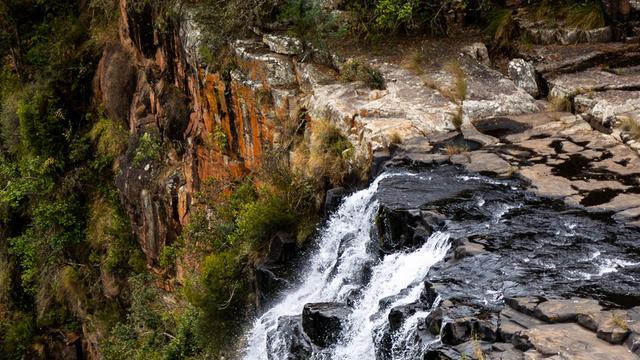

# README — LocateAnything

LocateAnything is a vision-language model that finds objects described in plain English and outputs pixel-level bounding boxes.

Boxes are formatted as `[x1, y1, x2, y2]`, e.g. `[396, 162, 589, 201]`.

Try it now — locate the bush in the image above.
[0, 311, 34, 359]
[16, 88, 68, 158]
[279, 0, 344, 44]
[89, 116, 128, 162]
[186, 251, 250, 357]
[133, 132, 162, 166]
[485, 8, 517, 50]
[340, 59, 386, 90]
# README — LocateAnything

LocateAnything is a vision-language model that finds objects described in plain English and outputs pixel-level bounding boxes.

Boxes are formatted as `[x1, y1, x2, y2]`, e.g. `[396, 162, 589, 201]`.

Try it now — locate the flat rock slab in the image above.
[534, 298, 601, 323]
[519, 164, 578, 198]
[588, 193, 640, 213]
[548, 67, 640, 100]
[523, 323, 637, 360]
[463, 152, 512, 176]
[526, 43, 640, 76]
[575, 89, 640, 123]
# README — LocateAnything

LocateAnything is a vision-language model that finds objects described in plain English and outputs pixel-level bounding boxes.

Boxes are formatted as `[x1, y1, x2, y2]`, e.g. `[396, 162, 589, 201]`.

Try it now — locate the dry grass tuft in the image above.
[611, 313, 629, 331]
[486, 8, 516, 49]
[619, 116, 640, 141]
[550, 96, 572, 112]
[445, 60, 467, 103]
[402, 49, 427, 75]
[388, 131, 403, 145]
[450, 106, 464, 131]
[566, 0, 605, 30]
[340, 59, 385, 90]
[443, 144, 469, 155]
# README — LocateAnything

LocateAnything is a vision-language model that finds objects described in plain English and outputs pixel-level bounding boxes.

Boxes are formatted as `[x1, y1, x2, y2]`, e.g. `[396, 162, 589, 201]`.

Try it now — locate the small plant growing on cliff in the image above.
[212, 125, 228, 151]
[340, 60, 386, 90]
[133, 132, 162, 166]
[89, 116, 128, 162]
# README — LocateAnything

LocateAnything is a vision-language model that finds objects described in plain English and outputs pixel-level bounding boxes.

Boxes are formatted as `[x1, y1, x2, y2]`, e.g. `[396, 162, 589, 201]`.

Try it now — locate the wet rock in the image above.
[262, 34, 303, 55]
[425, 299, 498, 345]
[324, 187, 346, 216]
[267, 315, 313, 360]
[420, 281, 439, 307]
[376, 207, 444, 252]
[255, 264, 287, 309]
[388, 303, 421, 331]
[302, 302, 351, 347]
[267, 232, 297, 263]
[454, 239, 486, 259]
[508, 59, 539, 97]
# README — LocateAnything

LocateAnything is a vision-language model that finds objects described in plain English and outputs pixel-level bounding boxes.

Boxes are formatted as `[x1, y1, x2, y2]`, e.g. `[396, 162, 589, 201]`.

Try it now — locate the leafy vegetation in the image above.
[340, 59, 386, 90]
[133, 132, 163, 166]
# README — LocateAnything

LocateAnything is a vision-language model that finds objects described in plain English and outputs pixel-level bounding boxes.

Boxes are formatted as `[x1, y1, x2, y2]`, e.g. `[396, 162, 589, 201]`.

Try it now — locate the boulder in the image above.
[388, 303, 421, 331]
[267, 232, 297, 263]
[302, 302, 351, 347]
[324, 187, 346, 216]
[262, 34, 304, 55]
[461, 42, 491, 66]
[508, 59, 539, 98]
[267, 315, 313, 360]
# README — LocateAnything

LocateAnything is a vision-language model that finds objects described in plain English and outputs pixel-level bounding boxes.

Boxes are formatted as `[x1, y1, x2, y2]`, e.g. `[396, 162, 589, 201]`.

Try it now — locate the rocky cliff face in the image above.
[94, 0, 640, 269]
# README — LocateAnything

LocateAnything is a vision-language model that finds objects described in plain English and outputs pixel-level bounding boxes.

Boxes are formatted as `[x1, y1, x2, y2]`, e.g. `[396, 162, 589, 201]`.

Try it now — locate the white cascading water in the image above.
[243, 173, 451, 360]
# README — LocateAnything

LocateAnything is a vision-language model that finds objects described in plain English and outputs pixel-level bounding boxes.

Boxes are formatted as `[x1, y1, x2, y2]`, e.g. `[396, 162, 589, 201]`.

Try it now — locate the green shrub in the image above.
[186, 251, 249, 356]
[566, 0, 605, 30]
[133, 132, 162, 166]
[485, 8, 517, 50]
[0, 311, 35, 359]
[340, 59, 386, 90]
[89, 116, 128, 162]
[234, 193, 296, 250]
[279, 0, 344, 44]
[16, 88, 68, 158]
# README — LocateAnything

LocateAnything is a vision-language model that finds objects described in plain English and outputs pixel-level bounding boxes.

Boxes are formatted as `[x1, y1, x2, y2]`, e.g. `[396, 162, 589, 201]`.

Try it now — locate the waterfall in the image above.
[242, 173, 451, 359]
